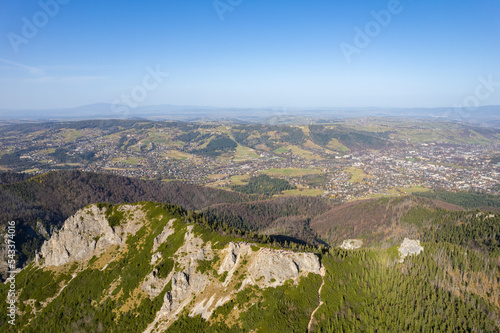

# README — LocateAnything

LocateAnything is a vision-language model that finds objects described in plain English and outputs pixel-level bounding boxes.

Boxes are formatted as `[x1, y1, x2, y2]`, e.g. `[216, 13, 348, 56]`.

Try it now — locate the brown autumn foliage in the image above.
[310, 196, 464, 247]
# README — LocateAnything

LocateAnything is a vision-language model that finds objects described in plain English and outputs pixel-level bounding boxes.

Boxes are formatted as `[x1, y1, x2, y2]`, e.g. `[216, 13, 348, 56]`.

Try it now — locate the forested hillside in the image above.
[414, 190, 500, 210]
[231, 174, 296, 196]
[1, 202, 499, 332]
[310, 196, 464, 247]
[203, 196, 331, 246]
[0, 170, 249, 275]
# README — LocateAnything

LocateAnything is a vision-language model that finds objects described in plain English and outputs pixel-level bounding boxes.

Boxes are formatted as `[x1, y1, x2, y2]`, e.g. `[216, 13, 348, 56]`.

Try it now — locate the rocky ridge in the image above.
[31, 203, 322, 332]
[37, 204, 145, 267]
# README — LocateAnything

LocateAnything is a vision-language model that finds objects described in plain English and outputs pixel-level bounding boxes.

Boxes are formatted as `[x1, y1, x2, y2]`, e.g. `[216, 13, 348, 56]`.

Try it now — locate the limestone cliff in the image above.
[38, 204, 144, 267]
[29, 203, 322, 332]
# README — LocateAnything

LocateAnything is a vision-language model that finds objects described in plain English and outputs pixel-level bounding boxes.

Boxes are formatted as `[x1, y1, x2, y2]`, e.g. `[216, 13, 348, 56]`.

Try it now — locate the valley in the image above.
[0, 119, 499, 203]
[3, 0, 499, 331]
[0, 119, 499, 332]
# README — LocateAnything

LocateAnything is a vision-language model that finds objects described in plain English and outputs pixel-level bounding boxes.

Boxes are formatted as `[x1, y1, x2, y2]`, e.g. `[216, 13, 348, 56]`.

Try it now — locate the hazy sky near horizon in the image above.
[0, 0, 499, 110]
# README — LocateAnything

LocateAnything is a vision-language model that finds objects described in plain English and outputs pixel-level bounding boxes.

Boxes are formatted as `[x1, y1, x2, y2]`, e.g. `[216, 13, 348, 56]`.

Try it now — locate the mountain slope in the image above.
[1, 203, 323, 332]
[1, 202, 498, 332]
[310, 196, 464, 247]
[0, 170, 250, 278]
[202, 196, 332, 246]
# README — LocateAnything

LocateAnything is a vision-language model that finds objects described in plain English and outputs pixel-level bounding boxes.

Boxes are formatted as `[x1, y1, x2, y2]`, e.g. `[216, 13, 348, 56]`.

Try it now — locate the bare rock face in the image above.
[153, 219, 175, 252]
[340, 239, 363, 250]
[218, 242, 251, 276]
[147, 227, 212, 332]
[142, 269, 173, 298]
[170, 271, 191, 306]
[36, 220, 50, 240]
[248, 247, 321, 286]
[398, 238, 424, 263]
[190, 295, 231, 320]
[39, 204, 142, 267]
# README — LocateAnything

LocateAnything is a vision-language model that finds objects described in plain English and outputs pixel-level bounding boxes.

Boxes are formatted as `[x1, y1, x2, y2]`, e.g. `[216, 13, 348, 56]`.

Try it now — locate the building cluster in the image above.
[1, 126, 499, 201]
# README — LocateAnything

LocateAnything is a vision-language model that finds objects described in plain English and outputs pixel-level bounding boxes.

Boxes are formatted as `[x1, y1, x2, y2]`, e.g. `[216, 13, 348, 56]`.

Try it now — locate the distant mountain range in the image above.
[1, 103, 499, 126]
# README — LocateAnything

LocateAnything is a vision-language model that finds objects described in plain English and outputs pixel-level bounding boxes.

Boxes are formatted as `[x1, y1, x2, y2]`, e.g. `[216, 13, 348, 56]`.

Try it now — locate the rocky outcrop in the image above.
[247, 247, 321, 287]
[147, 241, 322, 332]
[38, 204, 144, 267]
[142, 269, 173, 298]
[217, 242, 321, 287]
[398, 238, 423, 263]
[35, 205, 324, 333]
[149, 219, 176, 266]
[340, 239, 363, 250]
[218, 242, 251, 277]
[191, 295, 231, 319]
[153, 219, 175, 252]
[146, 227, 213, 332]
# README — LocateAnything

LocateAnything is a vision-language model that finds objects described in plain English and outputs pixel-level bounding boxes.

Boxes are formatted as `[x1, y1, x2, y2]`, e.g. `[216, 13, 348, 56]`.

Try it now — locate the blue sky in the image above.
[0, 0, 499, 109]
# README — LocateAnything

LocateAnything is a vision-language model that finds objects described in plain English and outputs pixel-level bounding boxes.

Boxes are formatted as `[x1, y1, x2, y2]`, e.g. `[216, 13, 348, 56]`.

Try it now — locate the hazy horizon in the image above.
[1, 0, 499, 111]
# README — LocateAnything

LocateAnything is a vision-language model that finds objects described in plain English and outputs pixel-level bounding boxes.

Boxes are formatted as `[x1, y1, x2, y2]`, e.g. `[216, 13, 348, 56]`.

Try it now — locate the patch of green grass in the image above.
[156, 259, 174, 279]
[122, 157, 139, 165]
[212, 300, 235, 319]
[196, 254, 220, 276]
[96, 203, 125, 228]
[88, 255, 98, 266]
[219, 271, 229, 283]
[261, 168, 322, 177]
[273, 147, 289, 154]
[279, 188, 324, 197]
[386, 245, 400, 261]
[344, 167, 371, 183]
